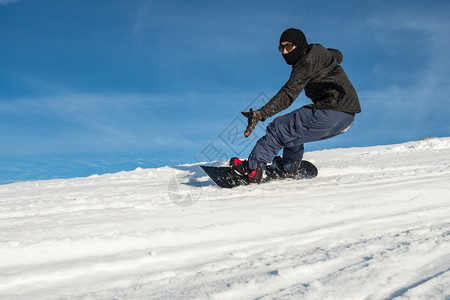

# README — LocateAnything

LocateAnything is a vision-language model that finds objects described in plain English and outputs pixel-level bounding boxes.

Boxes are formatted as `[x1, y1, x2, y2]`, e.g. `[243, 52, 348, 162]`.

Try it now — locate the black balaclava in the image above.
[279, 28, 308, 65]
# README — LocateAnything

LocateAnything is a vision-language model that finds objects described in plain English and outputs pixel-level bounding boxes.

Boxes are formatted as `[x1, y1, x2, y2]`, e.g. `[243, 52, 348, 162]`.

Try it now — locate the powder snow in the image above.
[1, 138, 450, 299]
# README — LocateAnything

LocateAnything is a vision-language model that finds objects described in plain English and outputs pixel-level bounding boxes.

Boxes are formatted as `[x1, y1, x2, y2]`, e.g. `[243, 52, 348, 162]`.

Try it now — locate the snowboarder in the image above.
[231, 28, 361, 183]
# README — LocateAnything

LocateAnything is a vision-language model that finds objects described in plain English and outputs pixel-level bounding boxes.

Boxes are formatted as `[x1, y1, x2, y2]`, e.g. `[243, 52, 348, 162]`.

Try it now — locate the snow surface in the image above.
[1, 138, 450, 299]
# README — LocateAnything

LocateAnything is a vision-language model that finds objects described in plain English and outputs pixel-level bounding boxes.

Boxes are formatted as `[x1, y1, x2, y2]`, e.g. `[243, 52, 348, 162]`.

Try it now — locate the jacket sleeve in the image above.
[327, 48, 343, 64]
[259, 57, 314, 119]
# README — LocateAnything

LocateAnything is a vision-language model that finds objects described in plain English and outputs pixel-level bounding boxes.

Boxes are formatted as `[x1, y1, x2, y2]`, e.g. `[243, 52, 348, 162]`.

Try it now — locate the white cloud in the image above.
[364, 9, 450, 109]
[132, 1, 151, 36]
[353, 8, 450, 142]
[0, 0, 20, 5]
[367, 10, 450, 86]
[0, 91, 225, 155]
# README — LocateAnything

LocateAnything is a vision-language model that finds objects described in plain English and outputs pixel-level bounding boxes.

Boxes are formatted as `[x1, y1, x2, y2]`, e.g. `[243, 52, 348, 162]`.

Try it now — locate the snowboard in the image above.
[200, 160, 318, 189]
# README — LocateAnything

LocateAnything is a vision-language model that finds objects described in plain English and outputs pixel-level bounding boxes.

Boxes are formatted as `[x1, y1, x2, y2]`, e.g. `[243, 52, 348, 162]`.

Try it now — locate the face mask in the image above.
[282, 45, 303, 65]
[279, 28, 308, 65]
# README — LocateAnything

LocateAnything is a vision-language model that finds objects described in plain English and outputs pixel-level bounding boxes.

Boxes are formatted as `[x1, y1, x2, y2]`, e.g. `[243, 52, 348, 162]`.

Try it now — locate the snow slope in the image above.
[1, 138, 450, 300]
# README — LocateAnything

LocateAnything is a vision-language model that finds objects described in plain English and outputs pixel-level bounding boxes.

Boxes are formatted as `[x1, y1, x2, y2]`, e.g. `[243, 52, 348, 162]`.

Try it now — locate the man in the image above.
[231, 28, 361, 183]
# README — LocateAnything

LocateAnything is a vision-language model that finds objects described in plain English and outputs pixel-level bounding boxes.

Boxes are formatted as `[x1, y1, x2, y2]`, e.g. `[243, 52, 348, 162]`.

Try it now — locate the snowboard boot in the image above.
[272, 156, 302, 178]
[288, 160, 303, 177]
[230, 157, 249, 177]
[248, 161, 266, 184]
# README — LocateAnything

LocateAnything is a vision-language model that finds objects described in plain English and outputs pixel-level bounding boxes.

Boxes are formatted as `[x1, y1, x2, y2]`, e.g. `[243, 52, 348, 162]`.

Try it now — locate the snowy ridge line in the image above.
[386, 138, 450, 151]
[0, 137, 450, 299]
[0, 137, 448, 188]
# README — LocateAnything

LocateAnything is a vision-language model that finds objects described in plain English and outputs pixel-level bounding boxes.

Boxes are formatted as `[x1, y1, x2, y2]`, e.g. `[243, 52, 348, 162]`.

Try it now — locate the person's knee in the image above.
[265, 120, 278, 136]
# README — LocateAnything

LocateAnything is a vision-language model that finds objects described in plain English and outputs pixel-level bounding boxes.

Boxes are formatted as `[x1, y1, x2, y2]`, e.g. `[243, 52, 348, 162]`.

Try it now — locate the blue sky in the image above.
[1, 0, 450, 183]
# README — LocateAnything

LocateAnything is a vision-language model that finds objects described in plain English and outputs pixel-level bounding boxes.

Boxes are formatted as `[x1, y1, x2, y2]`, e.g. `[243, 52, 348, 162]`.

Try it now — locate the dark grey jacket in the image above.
[260, 44, 361, 119]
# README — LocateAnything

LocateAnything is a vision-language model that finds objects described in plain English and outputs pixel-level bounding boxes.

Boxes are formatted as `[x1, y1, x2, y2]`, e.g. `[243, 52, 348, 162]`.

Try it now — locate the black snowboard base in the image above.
[200, 160, 318, 189]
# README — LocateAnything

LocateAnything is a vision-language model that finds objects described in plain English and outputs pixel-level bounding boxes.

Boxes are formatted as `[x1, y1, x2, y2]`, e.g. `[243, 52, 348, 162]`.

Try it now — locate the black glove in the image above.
[241, 109, 264, 138]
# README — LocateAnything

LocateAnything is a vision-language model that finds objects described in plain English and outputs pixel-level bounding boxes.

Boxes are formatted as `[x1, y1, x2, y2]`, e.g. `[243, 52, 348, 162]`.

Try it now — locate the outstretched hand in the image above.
[241, 109, 264, 138]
